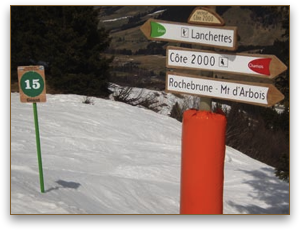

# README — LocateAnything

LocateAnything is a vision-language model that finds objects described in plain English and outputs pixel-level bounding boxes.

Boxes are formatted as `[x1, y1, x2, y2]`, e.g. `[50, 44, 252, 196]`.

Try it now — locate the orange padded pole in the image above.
[180, 109, 227, 214]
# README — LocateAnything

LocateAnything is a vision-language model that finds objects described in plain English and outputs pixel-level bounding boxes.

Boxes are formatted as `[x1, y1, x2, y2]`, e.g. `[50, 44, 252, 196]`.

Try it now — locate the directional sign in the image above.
[140, 19, 237, 51]
[166, 72, 284, 107]
[18, 66, 46, 103]
[166, 46, 287, 79]
[188, 7, 225, 26]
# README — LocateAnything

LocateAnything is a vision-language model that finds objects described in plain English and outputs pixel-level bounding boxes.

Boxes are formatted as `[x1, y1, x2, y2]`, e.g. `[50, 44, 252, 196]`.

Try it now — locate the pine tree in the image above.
[170, 102, 183, 122]
[275, 153, 289, 182]
[11, 6, 113, 97]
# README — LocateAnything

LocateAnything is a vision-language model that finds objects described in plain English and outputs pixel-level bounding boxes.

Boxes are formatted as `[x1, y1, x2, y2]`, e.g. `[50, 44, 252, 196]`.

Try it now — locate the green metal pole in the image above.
[33, 102, 45, 193]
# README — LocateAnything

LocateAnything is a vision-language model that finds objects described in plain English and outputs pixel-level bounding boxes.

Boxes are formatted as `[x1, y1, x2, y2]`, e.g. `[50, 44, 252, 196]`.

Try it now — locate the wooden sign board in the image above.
[140, 19, 237, 51]
[188, 7, 225, 26]
[166, 72, 284, 107]
[166, 46, 287, 79]
[17, 66, 46, 103]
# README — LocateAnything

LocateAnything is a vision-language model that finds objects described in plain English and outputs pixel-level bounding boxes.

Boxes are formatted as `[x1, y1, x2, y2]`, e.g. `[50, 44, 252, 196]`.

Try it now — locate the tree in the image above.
[238, 6, 289, 181]
[170, 102, 183, 122]
[11, 6, 113, 97]
[243, 6, 289, 105]
[275, 153, 289, 182]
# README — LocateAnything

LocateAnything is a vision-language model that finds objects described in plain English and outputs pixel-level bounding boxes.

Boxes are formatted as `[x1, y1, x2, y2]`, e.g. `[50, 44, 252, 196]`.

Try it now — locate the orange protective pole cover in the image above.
[180, 109, 227, 214]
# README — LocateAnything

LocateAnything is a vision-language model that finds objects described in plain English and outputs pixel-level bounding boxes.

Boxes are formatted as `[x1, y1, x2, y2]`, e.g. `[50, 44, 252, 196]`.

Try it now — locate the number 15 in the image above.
[25, 79, 40, 90]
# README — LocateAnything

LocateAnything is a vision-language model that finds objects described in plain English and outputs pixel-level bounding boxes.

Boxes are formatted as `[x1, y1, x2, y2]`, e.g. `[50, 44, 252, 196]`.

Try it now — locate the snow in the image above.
[101, 9, 166, 23]
[109, 83, 231, 116]
[148, 9, 167, 16]
[11, 93, 289, 214]
[102, 16, 132, 23]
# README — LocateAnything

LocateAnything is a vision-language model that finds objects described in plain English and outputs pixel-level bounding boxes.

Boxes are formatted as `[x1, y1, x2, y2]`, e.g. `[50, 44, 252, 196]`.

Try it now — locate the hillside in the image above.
[222, 6, 285, 46]
[11, 93, 289, 214]
[101, 6, 286, 50]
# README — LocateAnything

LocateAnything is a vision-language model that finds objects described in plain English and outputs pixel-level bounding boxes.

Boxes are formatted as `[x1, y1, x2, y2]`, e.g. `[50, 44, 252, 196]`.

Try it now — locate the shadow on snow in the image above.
[227, 167, 289, 214]
[45, 180, 81, 193]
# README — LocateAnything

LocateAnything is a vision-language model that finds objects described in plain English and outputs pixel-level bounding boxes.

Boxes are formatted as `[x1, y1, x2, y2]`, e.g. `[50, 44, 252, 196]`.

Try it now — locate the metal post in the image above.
[33, 102, 45, 193]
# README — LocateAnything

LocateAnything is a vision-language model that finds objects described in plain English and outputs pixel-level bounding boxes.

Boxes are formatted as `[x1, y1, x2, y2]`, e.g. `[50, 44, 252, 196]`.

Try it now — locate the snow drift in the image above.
[10, 93, 289, 214]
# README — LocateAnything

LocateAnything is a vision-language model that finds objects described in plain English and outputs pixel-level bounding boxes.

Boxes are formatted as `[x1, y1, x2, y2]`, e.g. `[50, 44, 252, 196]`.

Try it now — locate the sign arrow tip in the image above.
[270, 55, 288, 78]
[140, 19, 152, 40]
[267, 84, 285, 107]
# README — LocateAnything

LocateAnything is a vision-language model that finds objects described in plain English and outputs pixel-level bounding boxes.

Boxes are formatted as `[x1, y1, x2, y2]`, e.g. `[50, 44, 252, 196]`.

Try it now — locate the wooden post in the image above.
[199, 96, 212, 111]
[199, 6, 216, 111]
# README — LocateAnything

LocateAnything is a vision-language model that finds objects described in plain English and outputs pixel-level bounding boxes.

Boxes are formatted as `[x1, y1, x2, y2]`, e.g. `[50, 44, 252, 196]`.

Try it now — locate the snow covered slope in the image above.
[10, 93, 289, 214]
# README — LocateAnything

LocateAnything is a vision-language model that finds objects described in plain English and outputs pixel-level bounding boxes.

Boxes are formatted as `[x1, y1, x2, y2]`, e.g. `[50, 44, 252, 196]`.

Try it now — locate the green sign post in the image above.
[18, 66, 46, 193]
[33, 102, 45, 193]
